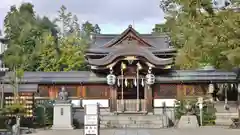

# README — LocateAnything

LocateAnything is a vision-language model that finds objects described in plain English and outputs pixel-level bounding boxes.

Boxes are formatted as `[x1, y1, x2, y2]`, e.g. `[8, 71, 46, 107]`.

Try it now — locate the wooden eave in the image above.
[0, 70, 237, 84]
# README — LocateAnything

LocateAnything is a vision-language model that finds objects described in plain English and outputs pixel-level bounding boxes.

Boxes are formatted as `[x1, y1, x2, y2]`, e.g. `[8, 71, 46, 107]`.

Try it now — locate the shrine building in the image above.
[0, 25, 239, 118]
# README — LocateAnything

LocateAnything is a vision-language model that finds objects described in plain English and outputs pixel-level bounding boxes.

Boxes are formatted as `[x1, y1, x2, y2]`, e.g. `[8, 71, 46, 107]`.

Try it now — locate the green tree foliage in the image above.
[159, 0, 240, 69]
[175, 99, 216, 125]
[3, 3, 57, 71]
[93, 24, 101, 34]
[81, 21, 101, 40]
[3, 3, 101, 72]
[71, 15, 81, 37]
[54, 5, 73, 37]
[37, 33, 88, 71]
[152, 24, 169, 33]
[41, 5, 89, 71]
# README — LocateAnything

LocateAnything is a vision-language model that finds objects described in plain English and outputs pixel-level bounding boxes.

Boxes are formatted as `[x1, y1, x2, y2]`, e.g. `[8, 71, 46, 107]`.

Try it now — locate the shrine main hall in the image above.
[0, 25, 239, 117]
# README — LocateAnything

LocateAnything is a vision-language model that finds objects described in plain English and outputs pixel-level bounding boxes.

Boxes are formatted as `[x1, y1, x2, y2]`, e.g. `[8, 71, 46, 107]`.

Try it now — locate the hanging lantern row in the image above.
[107, 73, 156, 86]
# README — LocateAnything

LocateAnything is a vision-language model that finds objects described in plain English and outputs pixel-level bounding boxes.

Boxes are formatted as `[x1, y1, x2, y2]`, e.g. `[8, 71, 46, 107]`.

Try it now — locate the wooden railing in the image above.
[116, 99, 147, 112]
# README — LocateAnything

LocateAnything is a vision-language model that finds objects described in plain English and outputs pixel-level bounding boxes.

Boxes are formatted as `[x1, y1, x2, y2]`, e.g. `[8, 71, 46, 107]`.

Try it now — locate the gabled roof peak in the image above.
[103, 25, 152, 48]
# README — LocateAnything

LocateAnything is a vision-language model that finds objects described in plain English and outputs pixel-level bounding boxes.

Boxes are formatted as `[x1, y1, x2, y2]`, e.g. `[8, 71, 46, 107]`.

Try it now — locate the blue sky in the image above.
[0, 0, 165, 34]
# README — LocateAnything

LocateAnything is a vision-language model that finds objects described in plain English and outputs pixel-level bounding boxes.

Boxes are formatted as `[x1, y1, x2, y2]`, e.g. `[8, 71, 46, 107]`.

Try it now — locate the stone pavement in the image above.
[31, 127, 240, 135]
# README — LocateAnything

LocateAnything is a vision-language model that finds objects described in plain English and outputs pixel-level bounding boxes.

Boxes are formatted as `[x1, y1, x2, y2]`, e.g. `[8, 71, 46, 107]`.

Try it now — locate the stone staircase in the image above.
[214, 101, 238, 126]
[99, 114, 169, 128]
[215, 112, 237, 126]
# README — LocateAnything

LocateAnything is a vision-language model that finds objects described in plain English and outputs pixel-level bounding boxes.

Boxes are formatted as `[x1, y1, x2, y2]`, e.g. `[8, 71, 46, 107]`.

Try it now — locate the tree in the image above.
[93, 24, 101, 34]
[4, 3, 92, 72]
[3, 2, 57, 71]
[38, 16, 58, 38]
[54, 5, 72, 37]
[81, 21, 101, 40]
[81, 21, 94, 39]
[37, 33, 88, 71]
[152, 24, 168, 33]
[71, 15, 81, 37]
[159, 0, 240, 69]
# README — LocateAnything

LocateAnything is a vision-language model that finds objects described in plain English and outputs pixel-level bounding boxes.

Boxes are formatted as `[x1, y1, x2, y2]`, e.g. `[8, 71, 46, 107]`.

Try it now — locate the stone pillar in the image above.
[51, 101, 74, 130]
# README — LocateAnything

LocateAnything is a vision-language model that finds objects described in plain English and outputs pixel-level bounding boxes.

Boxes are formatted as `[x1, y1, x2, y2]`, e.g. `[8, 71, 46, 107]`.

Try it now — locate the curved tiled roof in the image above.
[86, 26, 175, 67]
[87, 43, 174, 66]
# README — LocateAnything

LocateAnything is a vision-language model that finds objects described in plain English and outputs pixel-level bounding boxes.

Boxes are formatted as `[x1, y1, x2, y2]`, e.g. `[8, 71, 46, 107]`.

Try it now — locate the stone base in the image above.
[177, 115, 199, 128]
[52, 103, 73, 130]
[51, 125, 74, 130]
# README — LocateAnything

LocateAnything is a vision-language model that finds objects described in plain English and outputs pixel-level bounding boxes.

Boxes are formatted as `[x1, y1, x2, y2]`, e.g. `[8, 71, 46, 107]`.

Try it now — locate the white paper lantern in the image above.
[145, 73, 155, 85]
[106, 74, 116, 85]
[208, 84, 214, 93]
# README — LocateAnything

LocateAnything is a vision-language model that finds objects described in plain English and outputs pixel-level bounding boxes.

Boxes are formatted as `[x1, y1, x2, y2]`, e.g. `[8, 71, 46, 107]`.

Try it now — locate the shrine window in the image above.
[85, 85, 109, 99]
[153, 84, 177, 99]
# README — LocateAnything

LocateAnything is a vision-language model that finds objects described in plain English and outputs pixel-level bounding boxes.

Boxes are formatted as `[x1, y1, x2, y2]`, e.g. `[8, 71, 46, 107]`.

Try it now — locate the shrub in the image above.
[175, 99, 216, 126]
[34, 100, 54, 128]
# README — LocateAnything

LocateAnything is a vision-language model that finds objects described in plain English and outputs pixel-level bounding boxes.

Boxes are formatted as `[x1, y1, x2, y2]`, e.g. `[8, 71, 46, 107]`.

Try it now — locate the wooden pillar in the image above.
[77, 86, 81, 97]
[144, 83, 147, 112]
[49, 86, 55, 99]
[146, 85, 153, 112]
[82, 86, 86, 98]
[177, 84, 184, 100]
[110, 86, 117, 112]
